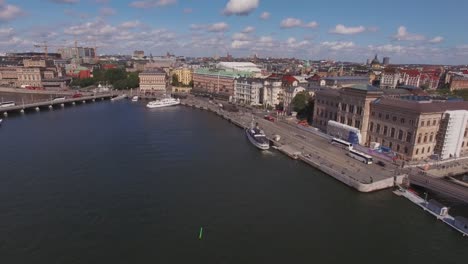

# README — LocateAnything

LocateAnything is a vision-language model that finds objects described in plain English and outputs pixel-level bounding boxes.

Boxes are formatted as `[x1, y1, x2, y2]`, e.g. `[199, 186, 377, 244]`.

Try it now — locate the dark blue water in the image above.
[0, 101, 467, 264]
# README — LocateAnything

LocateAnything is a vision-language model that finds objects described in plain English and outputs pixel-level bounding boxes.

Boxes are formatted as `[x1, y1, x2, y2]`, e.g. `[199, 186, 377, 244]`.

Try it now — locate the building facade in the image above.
[369, 98, 468, 161]
[192, 68, 252, 100]
[172, 68, 193, 86]
[139, 69, 167, 92]
[0, 67, 18, 86]
[16, 68, 42, 87]
[380, 68, 400, 89]
[314, 86, 383, 145]
[233, 77, 263, 105]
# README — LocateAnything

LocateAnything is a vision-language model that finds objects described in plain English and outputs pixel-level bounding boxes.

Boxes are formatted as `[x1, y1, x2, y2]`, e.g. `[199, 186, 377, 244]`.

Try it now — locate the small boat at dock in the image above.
[111, 94, 127, 101]
[131, 96, 139, 102]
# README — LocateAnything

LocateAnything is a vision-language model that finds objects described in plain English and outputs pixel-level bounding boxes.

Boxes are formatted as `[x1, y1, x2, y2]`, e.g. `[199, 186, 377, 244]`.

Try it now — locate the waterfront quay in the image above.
[181, 96, 406, 193]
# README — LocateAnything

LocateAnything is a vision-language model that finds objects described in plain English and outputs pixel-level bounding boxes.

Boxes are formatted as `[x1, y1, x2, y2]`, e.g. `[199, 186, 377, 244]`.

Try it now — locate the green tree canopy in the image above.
[291, 91, 311, 113]
[172, 74, 179, 86]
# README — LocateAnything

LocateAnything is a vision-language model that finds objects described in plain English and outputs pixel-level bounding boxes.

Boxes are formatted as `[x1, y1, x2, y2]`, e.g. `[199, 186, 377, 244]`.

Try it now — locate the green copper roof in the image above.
[194, 68, 254, 78]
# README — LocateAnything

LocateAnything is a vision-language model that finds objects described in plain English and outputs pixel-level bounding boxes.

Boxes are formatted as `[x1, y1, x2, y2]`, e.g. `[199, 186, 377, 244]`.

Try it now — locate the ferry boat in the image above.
[245, 122, 270, 150]
[146, 97, 180, 108]
[0, 101, 15, 108]
[131, 96, 139, 102]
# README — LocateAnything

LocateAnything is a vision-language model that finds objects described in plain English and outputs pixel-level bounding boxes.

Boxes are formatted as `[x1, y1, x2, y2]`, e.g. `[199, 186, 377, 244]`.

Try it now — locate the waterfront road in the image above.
[183, 97, 399, 185]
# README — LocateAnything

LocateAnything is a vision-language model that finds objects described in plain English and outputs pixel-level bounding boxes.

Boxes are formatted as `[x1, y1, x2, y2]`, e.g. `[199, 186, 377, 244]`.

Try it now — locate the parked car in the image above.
[376, 161, 386, 167]
[264, 115, 275, 122]
[72, 93, 83, 98]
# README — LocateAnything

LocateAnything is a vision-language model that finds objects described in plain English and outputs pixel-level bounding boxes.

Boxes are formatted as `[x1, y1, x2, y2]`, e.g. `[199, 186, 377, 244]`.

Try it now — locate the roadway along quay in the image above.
[181, 97, 406, 193]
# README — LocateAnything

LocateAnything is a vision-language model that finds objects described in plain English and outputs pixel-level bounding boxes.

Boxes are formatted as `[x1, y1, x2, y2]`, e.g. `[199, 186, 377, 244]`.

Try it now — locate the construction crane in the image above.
[33, 41, 49, 59]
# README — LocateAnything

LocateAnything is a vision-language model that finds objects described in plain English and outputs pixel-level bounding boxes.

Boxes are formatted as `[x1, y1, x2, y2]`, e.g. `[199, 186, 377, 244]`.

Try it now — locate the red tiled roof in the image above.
[282, 75, 298, 84]
[401, 69, 420, 77]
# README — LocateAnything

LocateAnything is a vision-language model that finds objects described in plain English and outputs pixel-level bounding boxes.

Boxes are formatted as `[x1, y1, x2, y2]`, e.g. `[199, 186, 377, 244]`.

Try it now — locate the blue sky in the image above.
[1, 0, 468, 64]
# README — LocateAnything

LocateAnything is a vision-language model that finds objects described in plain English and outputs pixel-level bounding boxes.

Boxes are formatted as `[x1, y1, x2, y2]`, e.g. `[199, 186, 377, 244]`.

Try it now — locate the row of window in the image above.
[371, 112, 414, 125]
[317, 99, 364, 116]
[369, 122, 411, 143]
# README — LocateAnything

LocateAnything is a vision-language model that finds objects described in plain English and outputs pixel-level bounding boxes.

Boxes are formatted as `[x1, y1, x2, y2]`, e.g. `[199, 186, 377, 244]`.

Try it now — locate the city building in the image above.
[322, 76, 370, 88]
[369, 98, 468, 161]
[0, 67, 18, 86]
[16, 68, 42, 87]
[23, 59, 50, 68]
[133, 50, 145, 59]
[313, 85, 383, 144]
[233, 77, 263, 105]
[383, 57, 390, 66]
[216, 62, 262, 77]
[380, 68, 400, 89]
[58, 46, 96, 64]
[262, 74, 284, 107]
[400, 70, 421, 88]
[370, 54, 382, 70]
[192, 68, 252, 100]
[139, 69, 167, 92]
[171, 67, 193, 86]
[450, 75, 468, 91]
[435, 110, 468, 159]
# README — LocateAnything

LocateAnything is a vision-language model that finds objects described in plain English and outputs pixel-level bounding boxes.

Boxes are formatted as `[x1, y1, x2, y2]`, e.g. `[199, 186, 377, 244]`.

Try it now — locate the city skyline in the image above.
[0, 0, 468, 64]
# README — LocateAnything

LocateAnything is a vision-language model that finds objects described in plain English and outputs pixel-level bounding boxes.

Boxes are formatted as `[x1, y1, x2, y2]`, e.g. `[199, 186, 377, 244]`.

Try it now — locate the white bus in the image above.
[0, 101, 15, 108]
[330, 138, 353, 150]
[347, 149, 373, 164]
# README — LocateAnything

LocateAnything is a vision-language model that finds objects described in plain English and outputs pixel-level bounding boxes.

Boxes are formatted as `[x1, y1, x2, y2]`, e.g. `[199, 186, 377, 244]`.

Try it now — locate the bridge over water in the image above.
[1, 93, 116, 116]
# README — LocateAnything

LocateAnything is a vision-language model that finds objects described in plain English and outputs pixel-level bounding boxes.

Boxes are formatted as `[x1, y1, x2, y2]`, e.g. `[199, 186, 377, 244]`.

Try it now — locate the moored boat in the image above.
[245, 122, 270, 150]
[131, 96, 139, 102]
[146, 97, 180, 108]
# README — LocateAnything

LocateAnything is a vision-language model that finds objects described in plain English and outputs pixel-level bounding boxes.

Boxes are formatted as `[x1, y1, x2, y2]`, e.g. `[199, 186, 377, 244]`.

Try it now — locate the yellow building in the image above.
[171, 68, 193, 86]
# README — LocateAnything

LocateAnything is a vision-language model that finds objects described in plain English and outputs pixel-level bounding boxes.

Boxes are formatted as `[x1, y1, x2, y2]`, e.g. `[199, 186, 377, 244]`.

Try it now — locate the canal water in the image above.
[0, 101, 467, 264]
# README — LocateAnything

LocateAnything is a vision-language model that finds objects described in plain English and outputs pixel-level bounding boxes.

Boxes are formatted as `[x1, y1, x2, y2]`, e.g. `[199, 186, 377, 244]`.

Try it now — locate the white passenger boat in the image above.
[131, 96, 139, 102]
[146, 97, 180, 108]
[245, 122, 270, 150]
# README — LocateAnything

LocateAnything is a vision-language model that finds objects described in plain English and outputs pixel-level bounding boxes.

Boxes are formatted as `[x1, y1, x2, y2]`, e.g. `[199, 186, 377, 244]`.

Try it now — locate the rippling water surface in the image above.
[0, 101, 467, 263]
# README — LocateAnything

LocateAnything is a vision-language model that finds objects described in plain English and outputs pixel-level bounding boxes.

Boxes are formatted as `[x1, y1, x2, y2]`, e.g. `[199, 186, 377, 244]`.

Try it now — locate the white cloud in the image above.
[231, 40, 251, 49]
[280, 18, 302, 28]
[330, 24, 365, 35]
[50, 0, 79, 3]
[100, 7, 116, 16]
[260, 11, 270, 20]
[393, 26, 425, 41]
[242, 26, 255, 33]
[286, 37, 310, 48]
[0, 1, 22, 21]
[130, 0, 177, 8]
[304, 21, 318, 28]
[207, 22, 229, 32]
[223, 0, 259, 16]
[189, 24, 204, 31]
[321, 41, 355, 51]
[0, 26, 14, 37]
[232, 32, 249, 41]
[120, 20, 142, 29]
[429, 36, 444, 44]
[189, 22, 230, 33]
[280, 18, 318, 29]
[368, 44, 404, 53]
